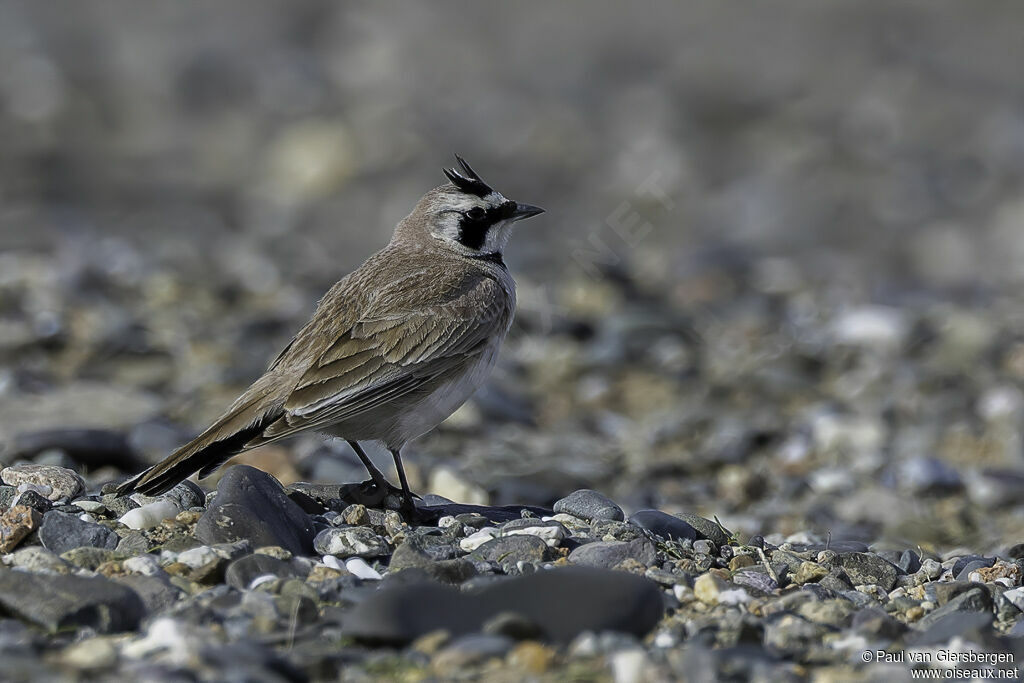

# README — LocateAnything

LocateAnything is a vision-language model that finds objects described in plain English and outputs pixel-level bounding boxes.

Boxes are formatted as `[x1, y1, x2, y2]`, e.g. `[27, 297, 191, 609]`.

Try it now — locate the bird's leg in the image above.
[347, 441, 393, 491]
[345, 441, 410, 510]
[390, 449, 418, 518]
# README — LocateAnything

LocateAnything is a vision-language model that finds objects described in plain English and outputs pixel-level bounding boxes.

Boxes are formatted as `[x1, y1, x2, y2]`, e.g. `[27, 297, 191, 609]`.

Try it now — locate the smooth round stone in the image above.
[158, 480, 206, 511]
[569, 538, 657, 569]
[467, 535, 550, 570]
[628, 510, 698, 543]
[38, 510, 119, 555]
[340, 566, 664, 644]
[951, 555, 994, 577]
[390, 538, 477, 585]
[313, 527, 389, 558]
[553, 490, 624, 522]
[120, 500, 179, 530]
[195, 466, 315, 556]
[1, 464, 84, 503]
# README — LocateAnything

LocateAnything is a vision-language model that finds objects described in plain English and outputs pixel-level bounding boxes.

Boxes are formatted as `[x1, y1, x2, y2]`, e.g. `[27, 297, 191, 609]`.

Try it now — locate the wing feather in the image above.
[263, 273, 511, 442]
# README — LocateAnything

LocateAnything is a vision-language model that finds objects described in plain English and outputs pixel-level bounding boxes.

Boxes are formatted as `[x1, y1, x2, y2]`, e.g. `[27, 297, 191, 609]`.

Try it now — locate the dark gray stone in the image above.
[910, 611, 994, 646]
[569, 538, 657, 569]
[733, 570, 779, 595]
[12, 489, 51, 514]
[916, 587, 993, 631]
[628, 509, 698, 542]
[100, 493, 139, 517]
[195, 466, 315, 556]
[951, 555, 994, 577]
[112, 575, 181, 613]
[161, 479, 205, 511]
[673, 512, 730, 546]
[553, 489, 624, 522]
[390, 538, 477, 584]
[468, 535, 550, 570]
[0, 567, 145, 633]
[834, 552, 899, 591]
[225, 554, 306, 590]
[956, 560, 993, 581]
[898, 549, 921, 574]
[852, 607, 907, 639]
[340, 566, 664, 644]
[38, 510, 119, 555]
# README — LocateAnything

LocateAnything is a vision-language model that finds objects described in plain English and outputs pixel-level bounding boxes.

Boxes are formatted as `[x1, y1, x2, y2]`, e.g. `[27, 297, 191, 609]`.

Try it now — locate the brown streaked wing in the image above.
[262, 274, 511, 441]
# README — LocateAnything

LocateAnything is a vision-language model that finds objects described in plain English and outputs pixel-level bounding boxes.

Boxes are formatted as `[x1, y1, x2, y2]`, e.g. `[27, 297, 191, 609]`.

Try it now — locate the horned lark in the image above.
[116, 155, 544, 516]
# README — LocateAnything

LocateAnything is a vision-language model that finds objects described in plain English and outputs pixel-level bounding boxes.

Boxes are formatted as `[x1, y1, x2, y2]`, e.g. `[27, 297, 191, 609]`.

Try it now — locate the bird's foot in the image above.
[347, 479, 422, 521]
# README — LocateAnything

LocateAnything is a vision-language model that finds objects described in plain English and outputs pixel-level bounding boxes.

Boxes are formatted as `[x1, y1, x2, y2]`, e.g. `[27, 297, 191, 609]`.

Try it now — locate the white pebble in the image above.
[611, 649, 647, 683]
[653, 631, 676, 648]
[249, 574, 277, 590]
[176, 546, 219, 570]
[322, 555, 344, 571]
[717, 588, 752, 606]
[437, 516, 459, 528]
[72, 500, 106, 513]
[120, 500, 180, 530]
[123, 555, 162, 576]
[345, 557, 382, 580]
[673, 585, 693, 602]
[459, 527, 499, 552]
[120, 617, 193, 665]
[831, 305, 907, 349]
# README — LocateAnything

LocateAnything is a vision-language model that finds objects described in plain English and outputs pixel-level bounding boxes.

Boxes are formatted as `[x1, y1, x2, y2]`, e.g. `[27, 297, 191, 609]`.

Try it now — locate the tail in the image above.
[115, 398, 282, 497]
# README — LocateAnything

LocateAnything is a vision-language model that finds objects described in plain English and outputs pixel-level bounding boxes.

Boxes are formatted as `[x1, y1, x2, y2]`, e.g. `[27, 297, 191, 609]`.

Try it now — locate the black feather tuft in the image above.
[443, 154, 493, 197]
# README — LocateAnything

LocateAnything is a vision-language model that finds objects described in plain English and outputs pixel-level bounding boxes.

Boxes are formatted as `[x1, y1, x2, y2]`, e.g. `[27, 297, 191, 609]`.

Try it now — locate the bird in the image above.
[115, 155, 544, 517]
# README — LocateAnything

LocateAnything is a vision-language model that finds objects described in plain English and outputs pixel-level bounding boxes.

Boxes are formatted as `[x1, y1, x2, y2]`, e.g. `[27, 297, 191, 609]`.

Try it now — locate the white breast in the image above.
[395, 341, 503, 445]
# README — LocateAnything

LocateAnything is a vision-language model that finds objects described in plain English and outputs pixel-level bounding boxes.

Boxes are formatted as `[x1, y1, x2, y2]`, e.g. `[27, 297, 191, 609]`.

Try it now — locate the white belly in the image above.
[394, 342, 501, 445]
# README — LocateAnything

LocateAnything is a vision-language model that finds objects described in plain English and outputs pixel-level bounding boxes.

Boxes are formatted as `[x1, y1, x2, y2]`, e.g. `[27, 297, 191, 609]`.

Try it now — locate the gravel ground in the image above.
[4, 2, 1024, 681]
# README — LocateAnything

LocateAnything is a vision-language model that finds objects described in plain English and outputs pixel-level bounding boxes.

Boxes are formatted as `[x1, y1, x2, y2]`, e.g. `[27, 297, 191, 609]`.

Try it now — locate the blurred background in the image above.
[3, 1, 1024, 552]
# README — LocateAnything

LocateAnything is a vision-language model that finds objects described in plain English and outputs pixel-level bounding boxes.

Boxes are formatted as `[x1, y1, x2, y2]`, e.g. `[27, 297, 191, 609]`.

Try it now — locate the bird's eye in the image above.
[465, 207, 486, 221]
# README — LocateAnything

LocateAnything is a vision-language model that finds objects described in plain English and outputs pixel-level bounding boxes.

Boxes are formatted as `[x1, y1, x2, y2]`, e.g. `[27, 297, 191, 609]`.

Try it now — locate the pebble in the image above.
[119, 500, 180, 530]
[195, 466, 315, 555]
[468, 535, 550, 570]
[345, 557, 382, 580]
[38, 510, 119, 555]
[0, 464, 84, 503]
[0, 505, 42, 553]
[628, 509, 699, 542]
[553, 489, 624, 522]
[313, 526, 390, 558]
[569, 538, 657, 569]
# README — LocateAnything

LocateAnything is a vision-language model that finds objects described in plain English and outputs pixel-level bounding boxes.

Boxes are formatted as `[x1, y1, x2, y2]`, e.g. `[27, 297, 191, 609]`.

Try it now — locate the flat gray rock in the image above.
[0, 568, 145, 633]
[340, 566, 664, 644]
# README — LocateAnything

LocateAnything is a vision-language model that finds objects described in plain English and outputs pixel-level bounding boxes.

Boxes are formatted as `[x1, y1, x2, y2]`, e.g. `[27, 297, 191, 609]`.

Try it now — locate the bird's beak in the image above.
[511, 203, 545, 222]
